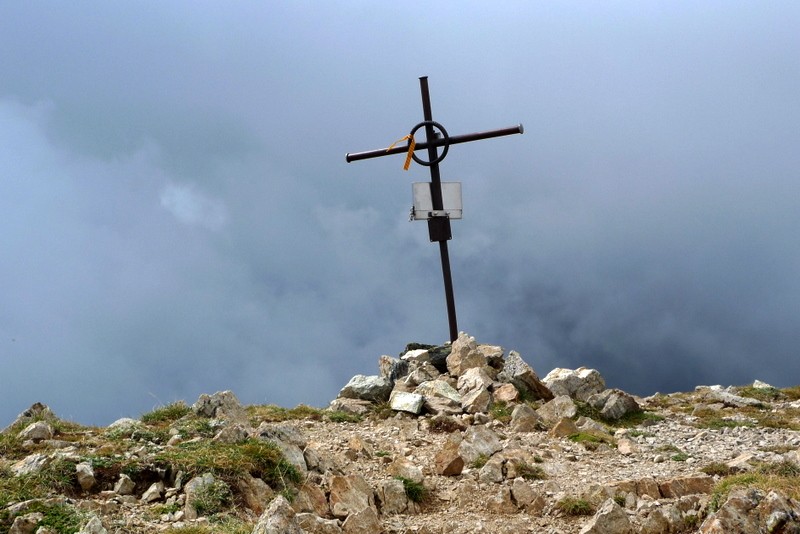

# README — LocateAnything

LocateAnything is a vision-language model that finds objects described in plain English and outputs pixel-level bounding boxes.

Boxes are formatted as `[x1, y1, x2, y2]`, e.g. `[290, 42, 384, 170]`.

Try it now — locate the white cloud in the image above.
[159, 183, 227, 231]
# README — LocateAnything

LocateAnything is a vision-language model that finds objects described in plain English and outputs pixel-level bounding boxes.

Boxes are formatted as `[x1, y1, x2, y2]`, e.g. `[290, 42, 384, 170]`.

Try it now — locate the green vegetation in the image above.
[162, 517, 251, 534]
[246, 404, 323, 424]
[141, 401, 192, 425]
[671, 452, 690, 462]
[701, 462, 736, 477]
[326, 411, 362, 423]
[489, 401, 513, 424]
[470, 454, 489, 469]
[156, 439, 300, 491]
[516, 462, 547, 481]
[396, 476, 428, 503]
[708, 460, 800, 512]
[568, 432, 615, 451]
[191, 480, 233, 517]
[555, 496, 594, 516]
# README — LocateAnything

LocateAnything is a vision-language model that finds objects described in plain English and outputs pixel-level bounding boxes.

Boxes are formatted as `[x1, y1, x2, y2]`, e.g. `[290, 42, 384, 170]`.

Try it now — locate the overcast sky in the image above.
[2, 2, 799, 426]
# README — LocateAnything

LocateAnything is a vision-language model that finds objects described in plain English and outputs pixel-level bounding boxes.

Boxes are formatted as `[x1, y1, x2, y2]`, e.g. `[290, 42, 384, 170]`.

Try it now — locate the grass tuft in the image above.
[555, 496, 594, 516]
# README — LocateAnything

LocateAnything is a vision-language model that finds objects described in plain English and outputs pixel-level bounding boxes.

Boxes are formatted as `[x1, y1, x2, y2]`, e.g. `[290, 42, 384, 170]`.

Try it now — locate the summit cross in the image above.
[345, 76, 523, 342]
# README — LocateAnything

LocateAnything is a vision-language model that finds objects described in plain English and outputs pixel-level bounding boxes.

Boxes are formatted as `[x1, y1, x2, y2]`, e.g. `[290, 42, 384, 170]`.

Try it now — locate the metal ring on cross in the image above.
[409, 120, 450, 166]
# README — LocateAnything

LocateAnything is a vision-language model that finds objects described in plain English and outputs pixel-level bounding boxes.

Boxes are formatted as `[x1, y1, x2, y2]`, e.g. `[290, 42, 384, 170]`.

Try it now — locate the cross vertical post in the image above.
[418, 76, 459, 342]
[345, 77, 523, 343]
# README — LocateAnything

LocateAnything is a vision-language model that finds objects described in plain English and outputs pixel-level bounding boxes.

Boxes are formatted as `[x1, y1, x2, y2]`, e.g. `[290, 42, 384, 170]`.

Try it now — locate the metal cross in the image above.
[345, 76, 523, 342]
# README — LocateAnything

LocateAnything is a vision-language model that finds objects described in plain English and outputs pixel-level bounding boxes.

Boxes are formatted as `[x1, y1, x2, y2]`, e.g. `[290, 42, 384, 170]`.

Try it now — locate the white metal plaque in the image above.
[411, 182, 462, 220]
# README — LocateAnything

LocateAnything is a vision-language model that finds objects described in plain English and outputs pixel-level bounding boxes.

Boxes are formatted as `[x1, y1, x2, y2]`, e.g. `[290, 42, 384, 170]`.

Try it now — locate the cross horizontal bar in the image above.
[345, 124, 524, 163]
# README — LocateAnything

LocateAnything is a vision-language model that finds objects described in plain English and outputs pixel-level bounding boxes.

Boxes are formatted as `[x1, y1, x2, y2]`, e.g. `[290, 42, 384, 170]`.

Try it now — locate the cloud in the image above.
[159, 183, 227, 231]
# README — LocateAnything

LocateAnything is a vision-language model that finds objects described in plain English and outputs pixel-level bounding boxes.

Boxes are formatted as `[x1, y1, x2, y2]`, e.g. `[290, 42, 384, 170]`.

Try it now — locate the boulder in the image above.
[236, 473, 274, 515]
[341, 506, 383, 534]
[296, 513, 344, 534]
[493, 383, 520, 403]
[192, 390, 246, 421]
[496, 351, 553, 401]
[378, 355, 408, 382]
[389, 391, 424, 415]
[446, 332, 487, 377]
[76, 462, 96, 491]
[548, 417, 579, 438]
[579, 499, 633, 534]
[114, 474, 136, 496]
[77, 515, 108, 534]
[510, 404, 542, 433]
[337, 375, 392, 403]
[700, 488, 800, 534]
[458, 426, 503, 465]
[252, 495, 304, 534]
[376, 478, 410, 515]
[327, 398, 372, 416]
[542, 367, 606, 401]
[329, 474, 377, 519]
[461, 387, 491, 414]
[658, 475, 714, 498]
[587, 389, 641, 421]
[537, 395, 578, 426]
[456, 367, 493, 394]
[18, 421, 54, 442]
[434, 435, 465, 476]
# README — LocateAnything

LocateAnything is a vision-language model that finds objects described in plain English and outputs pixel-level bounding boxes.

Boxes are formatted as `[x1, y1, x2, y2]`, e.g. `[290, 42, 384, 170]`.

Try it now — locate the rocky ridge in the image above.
[2, 332, 800, 534]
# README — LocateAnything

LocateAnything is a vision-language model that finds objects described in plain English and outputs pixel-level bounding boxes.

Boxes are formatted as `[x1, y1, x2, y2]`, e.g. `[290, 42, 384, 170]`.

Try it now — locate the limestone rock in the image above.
[192, 390, 246, 420]
[252, 495, 303, 534]
[291, 482, 329, 517]
[486, 487, 516, 514]
[388, 457, 424, 483]
[9, 512, 43, 534]
[3, 402, 57, 433]
[496, 350, 553, 401]
[658, 475, 714, 498]
[700, 488, 800, 534]
[296, 513, 344, 534]
[329, 474, 377, 519]
[140, 482, 164, 503]
[543, 367, 606, 401]
[548, 417, 580, 438]
[327, 398, 373, 416]
[378, 355, 408, 381]
[184, 473, 215, 519]
[77, 515, 108, 534]
[236, 472, 274, 515]
[18, 421, 54, 442]
[510, 478, 546, 513]
[376, 478, 410, 515]
[337, 375, 392, 403]
[11, 453, 50, 476]
[587, 389, 641, 420]
[389, 391, 424, 414]
[493, 383, 520, 403]
[458, 425, 503, 465]
[461, 387, 491, 414]
[510, 404, 543, 433]
[415, 379, 462, 415]
[114, 474, 136, 495]
[579, 499, 633, 534]
[446, 332, 487, 377]
[434, 435, 465, 476]
[76, 462, 96, 491]
[457, 367, 493, 394]
[341, 506, 384, 534]
[537, 395, 578, 426]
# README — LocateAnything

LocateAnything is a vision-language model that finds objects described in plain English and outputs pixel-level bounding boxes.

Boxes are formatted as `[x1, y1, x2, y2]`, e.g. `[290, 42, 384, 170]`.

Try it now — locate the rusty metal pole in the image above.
[418, 76, 458, 342]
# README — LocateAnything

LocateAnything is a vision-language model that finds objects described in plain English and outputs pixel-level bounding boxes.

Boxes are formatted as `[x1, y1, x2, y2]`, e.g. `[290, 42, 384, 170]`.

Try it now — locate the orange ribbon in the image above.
[386, 134, 416, 170]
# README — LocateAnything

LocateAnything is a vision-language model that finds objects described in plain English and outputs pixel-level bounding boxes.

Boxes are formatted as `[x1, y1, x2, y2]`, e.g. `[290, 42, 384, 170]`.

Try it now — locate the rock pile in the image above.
[2, 333, 799, 533]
